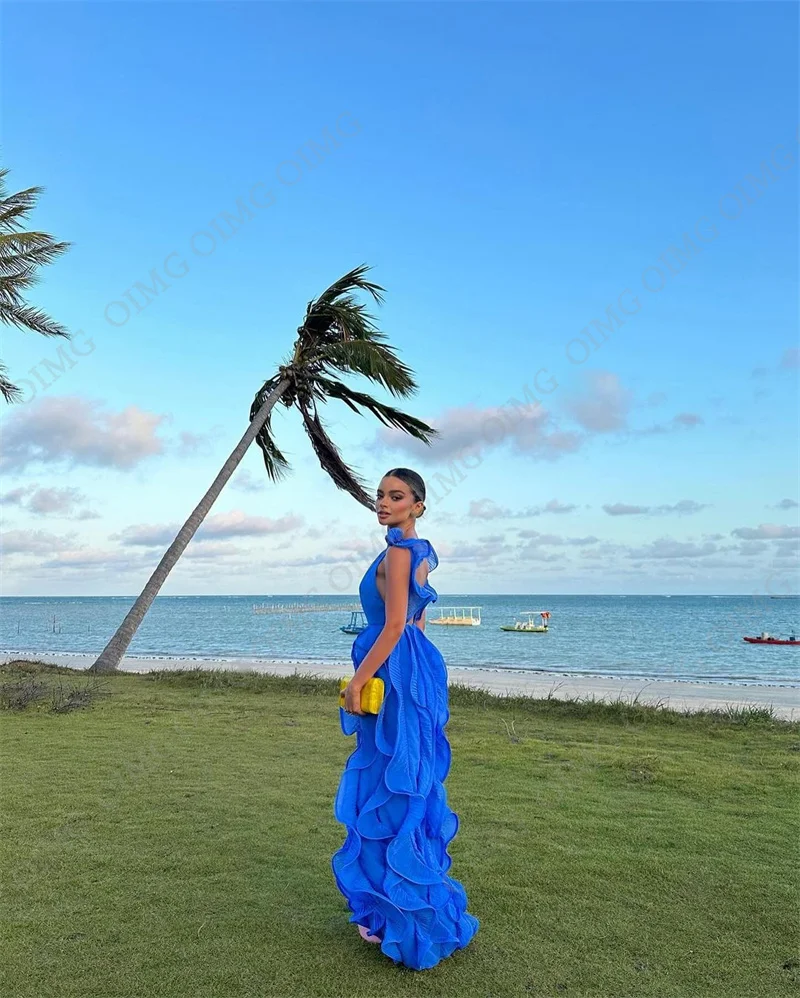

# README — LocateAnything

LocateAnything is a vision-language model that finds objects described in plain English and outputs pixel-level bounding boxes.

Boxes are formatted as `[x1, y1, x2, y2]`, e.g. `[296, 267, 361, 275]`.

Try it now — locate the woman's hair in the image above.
[384, 467, 427, 518]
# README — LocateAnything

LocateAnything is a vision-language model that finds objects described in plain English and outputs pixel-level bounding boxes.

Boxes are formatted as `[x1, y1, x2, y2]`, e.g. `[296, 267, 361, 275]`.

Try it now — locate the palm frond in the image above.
[297, 398, 376, 510]
[316, 339, 418, 397]
[300, 265, 385, 342]
[0, 182, 43, 231]
[0, 299, 69, 337]
[0, 268, 41, 298]
[0, 275, 25, 304]
[249, 377, 293, 483]
[310, 264, 385, 310]
[313, 375, 440, 445]
[313, 299, 379, 340]
[0, 169, 72, 402]
[0, 359, 24, 404]
[0, 232, 72, 272]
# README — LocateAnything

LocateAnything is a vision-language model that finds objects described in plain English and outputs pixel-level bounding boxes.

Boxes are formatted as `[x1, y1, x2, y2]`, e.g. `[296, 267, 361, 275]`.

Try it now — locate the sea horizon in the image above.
[3, 594, 797, 688]
[2, 593, 798, 599]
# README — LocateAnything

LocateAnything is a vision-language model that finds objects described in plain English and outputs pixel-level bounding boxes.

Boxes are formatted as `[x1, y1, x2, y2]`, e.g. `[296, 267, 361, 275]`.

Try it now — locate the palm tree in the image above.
[0, 167, 71, 403]
[89, 265, 439, 673]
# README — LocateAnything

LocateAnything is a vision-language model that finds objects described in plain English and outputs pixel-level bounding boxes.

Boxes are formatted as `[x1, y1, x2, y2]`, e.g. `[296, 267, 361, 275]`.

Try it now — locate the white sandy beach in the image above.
[4, 650, 798, 720]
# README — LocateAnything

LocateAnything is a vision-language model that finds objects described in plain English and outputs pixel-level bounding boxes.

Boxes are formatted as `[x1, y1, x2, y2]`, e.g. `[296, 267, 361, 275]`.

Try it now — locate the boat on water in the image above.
[340, 611, 368, 634]
[427, 606, 482, 626]
[743, 631, 799, 646]
[500, 610, 551, 633]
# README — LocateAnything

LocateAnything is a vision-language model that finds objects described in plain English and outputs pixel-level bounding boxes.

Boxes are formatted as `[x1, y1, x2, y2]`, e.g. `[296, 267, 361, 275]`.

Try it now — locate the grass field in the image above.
[1, 659, 798, 998]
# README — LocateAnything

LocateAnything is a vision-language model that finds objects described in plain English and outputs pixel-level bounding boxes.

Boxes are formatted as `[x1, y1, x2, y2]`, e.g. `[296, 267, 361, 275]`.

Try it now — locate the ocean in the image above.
[1, 594, 798, 687]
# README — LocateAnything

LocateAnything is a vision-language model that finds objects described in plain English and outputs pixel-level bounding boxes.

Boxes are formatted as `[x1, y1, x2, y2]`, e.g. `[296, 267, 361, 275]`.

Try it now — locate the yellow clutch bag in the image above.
[339, 677, 385, 714]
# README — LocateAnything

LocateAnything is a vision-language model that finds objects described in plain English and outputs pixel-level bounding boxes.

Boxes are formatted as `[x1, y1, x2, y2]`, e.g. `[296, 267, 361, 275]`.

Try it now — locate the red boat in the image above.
[743, 632, 800, 646]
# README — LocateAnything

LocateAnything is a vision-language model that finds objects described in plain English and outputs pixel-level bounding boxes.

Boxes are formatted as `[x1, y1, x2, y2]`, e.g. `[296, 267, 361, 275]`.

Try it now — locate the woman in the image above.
[331, 467, 480, 971]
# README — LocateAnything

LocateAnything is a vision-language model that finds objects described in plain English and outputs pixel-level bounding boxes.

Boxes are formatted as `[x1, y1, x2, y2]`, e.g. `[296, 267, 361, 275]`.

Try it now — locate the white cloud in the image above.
[562, 371, 633, 432]
[780, 347, 799, 370]
[0, 529, 79, 556]
[229, 469, 268, 493]
[468, 497, 578, 520]
[40, 548, 147, 570]
[198, 511, 303, 539]
[603, 500, 709, 517]
[736, 541, 769, 556]
[671, 412, 704, 428]
[627, 538, 719, 560]
[0, 396, 168, 472]
[518, 530, 599, 548]
[372, 399, 582, 464]
[181, 540, 244, 560]
[535, 499, 578, 515]
[111, 523, 183, 547]
[111, 510, 303, 546]
[639, 412, 705, 435]
[603, 503, 650, 516]
[731, 524, 800, 540]
[0, 484, 100, 520]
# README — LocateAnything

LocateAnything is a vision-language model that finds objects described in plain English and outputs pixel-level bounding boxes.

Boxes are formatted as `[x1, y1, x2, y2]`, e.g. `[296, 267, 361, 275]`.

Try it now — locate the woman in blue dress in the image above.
[332, 467, 480, 971]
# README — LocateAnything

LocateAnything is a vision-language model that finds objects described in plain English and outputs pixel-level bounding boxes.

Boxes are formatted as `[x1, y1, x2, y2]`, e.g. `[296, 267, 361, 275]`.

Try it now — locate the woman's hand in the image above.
[343, 679, 366, 716]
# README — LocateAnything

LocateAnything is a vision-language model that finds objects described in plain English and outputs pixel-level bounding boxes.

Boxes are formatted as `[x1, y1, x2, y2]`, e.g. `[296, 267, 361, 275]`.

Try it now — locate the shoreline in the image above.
[3, 650, 798, 720]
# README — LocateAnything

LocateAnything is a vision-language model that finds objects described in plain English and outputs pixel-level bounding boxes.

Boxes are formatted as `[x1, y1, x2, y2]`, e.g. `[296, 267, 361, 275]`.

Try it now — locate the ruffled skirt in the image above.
[331, 624, 479, 970]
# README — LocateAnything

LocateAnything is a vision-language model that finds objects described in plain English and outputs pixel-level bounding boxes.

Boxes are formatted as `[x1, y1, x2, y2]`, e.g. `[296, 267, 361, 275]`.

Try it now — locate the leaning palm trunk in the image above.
[88, 378, 289, 673]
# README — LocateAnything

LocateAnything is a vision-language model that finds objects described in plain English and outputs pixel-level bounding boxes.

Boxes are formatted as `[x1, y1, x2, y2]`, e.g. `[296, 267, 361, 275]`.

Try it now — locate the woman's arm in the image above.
[350, 545, 411, 688]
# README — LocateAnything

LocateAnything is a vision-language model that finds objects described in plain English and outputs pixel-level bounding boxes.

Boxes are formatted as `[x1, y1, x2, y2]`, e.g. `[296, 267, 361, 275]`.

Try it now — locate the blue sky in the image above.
[1, 1, 797, 596]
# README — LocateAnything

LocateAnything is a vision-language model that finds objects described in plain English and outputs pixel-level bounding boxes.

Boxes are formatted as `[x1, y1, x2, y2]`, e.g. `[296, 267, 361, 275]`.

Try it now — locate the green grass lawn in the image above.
[1, 659, 798, 998]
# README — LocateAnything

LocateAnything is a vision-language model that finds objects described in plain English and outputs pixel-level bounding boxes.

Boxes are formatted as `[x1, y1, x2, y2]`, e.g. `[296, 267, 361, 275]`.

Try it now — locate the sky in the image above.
[0, 0, 798, 597]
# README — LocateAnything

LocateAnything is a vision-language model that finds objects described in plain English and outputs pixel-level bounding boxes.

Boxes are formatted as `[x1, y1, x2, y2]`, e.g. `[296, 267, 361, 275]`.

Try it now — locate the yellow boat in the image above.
[427, 606, 482, 626]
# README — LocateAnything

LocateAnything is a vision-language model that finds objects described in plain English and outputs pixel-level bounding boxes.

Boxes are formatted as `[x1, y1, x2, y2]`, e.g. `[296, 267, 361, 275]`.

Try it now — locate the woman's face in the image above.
[376, 476, 421, 526]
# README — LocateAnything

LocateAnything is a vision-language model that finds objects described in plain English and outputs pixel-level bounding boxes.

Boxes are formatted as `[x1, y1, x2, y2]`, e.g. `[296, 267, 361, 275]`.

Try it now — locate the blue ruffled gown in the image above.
[331, 527, 480, 971]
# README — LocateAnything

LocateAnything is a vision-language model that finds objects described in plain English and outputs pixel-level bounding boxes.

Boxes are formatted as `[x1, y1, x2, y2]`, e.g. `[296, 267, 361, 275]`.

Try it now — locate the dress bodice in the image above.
[359, 527, 439, 627]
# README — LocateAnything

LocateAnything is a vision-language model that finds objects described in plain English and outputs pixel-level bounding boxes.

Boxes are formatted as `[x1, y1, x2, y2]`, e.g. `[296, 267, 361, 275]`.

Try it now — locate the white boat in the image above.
[500, 610, 551, 633]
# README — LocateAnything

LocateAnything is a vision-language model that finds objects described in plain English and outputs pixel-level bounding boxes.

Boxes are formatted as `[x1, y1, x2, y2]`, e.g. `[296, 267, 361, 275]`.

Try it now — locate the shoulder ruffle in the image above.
[384, 528, 439, 599]
[385, 526, 412, 547]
